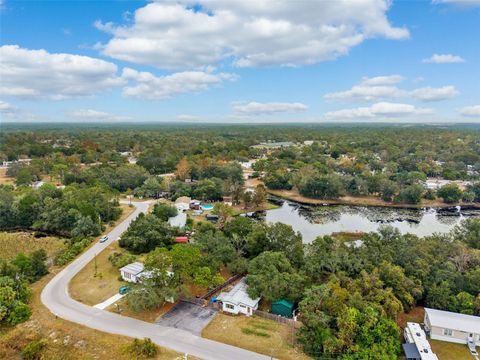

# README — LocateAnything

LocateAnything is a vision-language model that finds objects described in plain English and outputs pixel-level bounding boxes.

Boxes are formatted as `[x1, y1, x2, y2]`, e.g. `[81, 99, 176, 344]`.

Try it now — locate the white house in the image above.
[168, 212, 187, 228]
[424, 308, 480, 346]
[217, 278, 260, 316]
[403, 322, 438, 360]
[119, 262, 145, 283]
[31, 180, 45, 189]
[175, 196, 191, 212]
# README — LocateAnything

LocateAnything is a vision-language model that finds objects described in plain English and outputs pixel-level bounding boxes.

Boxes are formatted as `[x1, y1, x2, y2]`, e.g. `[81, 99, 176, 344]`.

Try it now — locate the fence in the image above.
[199, 273, 243, 300]
[253, 309, 298, 325]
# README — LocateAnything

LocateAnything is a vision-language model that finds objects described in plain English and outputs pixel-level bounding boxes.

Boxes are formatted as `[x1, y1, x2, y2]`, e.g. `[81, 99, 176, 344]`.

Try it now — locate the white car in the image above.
[99, 235, 108, 243]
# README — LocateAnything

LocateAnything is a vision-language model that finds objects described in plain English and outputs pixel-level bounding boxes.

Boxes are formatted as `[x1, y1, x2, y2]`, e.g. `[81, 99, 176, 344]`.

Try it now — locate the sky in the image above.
[0, 0, 479, 124]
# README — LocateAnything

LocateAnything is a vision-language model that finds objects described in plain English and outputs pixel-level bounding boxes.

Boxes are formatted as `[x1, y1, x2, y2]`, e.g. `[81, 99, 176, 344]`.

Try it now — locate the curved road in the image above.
[41, 201, 269, 360]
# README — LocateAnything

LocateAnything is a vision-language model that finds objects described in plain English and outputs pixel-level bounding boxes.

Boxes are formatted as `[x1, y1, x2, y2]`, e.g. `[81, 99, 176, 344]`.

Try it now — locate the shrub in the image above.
[108, 251, 137, 269]
[55, 238, 92, 265]
[125, 338, 158, 358]
[21, 339, 47, 360]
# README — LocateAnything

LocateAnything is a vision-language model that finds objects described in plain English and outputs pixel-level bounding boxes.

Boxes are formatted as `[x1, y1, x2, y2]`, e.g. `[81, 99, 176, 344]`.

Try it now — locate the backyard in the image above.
[430, 340, 473, 360]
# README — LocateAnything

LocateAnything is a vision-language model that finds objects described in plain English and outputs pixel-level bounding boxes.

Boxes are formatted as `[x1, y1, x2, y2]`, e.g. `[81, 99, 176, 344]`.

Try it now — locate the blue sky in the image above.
[0, 0, 479, 123]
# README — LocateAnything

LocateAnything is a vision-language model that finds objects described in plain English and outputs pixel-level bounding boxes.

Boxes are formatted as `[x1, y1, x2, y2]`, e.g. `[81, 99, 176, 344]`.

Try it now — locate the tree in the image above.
[396, 184, 423, 204]
[134, 176, 163, 198]
[0, 276, 32, 326]
[298, 174, 344, 199]
[212, 203, 235, 230]
[252, 185, 267, 207]
[175, 157, 191, 181]
[125, 338, 158, 359]
[437, 183, 463, 204]
[453, 218, 480, 249]
[246, 251, 305, 302]
[152, 203, 177, 221]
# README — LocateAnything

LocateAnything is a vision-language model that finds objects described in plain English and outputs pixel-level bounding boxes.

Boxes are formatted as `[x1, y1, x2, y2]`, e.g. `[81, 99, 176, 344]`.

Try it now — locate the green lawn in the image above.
[430, 340, 473, 360]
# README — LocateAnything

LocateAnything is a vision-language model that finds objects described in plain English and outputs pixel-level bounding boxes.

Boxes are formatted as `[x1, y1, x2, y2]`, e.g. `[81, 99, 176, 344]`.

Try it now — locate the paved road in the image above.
[41, 201, 269, 360]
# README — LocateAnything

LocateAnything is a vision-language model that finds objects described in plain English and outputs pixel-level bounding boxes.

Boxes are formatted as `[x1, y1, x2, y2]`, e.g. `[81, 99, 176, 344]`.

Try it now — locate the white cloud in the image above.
[232, 101, 308, 115]
[460, 105, 480, 117]
[121, 68, 237, 100]
[0, 100, 15, 113]
[69, 109, 132, 121]
[410, 86, 459, 101]
[324, 102, 433, 120]
[96, 0, 409, 70]
[0, 45, 124, 100]
[325, 75, 459, 102]
[422, 54, 465, 63]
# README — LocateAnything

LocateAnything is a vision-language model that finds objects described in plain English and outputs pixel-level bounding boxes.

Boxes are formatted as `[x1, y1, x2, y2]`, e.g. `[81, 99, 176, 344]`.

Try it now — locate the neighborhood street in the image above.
[41, 200, 269, 360]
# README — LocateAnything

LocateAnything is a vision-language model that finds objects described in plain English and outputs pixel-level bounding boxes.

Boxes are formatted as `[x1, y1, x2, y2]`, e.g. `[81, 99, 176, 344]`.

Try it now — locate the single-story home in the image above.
[403, 322, 438, 360]
[217, 278, 260, 316]
[190, 200, 201, 210]
[119, 262, 146, 283]
[271, 299, 294, 318]
[175, 196, 191, 212]
[168, 212, 187, 228]
[424, 308, 480, 346]
[31, 180, 45, 189]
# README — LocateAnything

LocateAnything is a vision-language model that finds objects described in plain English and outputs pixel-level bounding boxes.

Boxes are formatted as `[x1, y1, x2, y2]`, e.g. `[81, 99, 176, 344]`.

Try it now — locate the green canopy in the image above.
[271, 299, 294, 318]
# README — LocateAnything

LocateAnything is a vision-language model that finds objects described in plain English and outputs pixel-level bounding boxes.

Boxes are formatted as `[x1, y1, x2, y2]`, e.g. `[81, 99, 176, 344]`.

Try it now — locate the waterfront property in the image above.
[424, 308, 480, 346]
[403, 322, 438, 360]
[217, 278, 260, 316]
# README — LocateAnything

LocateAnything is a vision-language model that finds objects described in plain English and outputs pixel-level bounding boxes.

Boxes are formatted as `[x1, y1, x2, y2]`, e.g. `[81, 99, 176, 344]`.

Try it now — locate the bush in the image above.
[108, 251, 137, 269]
[125, 338, 158, 358]
[55, 238, 92, 265]
[21, 339, 47, 360]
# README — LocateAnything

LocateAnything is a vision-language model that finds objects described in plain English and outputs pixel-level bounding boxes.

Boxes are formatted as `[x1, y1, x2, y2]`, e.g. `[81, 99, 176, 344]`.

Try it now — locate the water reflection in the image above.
[265, 201, 480, 243]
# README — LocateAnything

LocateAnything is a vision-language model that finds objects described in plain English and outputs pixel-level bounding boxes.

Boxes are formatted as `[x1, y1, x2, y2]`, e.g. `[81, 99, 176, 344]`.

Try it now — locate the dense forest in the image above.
[1, 124, 479, 359]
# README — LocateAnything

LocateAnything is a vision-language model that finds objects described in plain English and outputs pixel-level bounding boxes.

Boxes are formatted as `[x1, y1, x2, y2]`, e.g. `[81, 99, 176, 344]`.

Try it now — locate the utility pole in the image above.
[94, 253, 97, 277]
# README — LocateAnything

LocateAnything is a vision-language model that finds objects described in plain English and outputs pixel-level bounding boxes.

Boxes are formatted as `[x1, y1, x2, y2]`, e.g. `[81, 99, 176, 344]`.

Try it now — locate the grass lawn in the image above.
[0, 167, 14, 185]
[106, 298, 177, 323]
[69, 241, 128, 306]
[202, 313, 311, 360]
[430, 340, 473, 360]
[69, 203, 135, 306]
[0, 231, 66, 261]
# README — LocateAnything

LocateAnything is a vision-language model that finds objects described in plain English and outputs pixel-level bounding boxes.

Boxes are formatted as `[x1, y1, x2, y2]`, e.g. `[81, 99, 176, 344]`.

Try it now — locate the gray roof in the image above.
[217, 278, 260, 308]
[168, 212, 187, 228]
[119, 262, 144, 275]
[402, 343, 420, 359]
[425, 308, 480, 334]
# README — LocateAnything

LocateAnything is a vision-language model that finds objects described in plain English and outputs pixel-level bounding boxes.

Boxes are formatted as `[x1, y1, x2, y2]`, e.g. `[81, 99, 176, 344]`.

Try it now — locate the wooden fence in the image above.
[199, 273, 243, 300]
[253, 309, 297, 325]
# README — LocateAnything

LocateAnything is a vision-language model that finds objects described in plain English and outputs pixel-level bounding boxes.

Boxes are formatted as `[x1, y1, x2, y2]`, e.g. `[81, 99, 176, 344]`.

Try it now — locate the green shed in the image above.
[271, 299, 294, 318]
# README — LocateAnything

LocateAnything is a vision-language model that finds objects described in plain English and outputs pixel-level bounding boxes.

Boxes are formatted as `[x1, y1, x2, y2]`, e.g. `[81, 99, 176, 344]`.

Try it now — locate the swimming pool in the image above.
[201, 204, 214, 210]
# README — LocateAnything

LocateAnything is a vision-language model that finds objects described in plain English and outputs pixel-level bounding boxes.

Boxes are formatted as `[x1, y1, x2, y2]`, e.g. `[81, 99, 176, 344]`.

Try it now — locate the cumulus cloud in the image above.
[325, 75, 406, 101]
[232, 101, 308, 115]
[324, 102, 433, 120]
[410, 86, 459, 101]
[96, 0, 409, 70]
[422, 54, 465, 63]
[69, 109, 132, 121]
[460, 105, 480, 117]
[121, 68, 237, 100]
[0, 45, 124, 100]
[325, 75, 459, 102]
[0, 100, 15, 113]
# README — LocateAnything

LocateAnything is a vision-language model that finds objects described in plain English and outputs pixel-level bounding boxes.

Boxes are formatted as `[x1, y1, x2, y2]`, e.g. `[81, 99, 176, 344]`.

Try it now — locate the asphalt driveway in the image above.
[156, 301, 218, 335]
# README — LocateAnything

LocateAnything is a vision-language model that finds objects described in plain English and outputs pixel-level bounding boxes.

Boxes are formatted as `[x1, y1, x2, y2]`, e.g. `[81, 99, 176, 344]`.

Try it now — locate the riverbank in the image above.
[267, 188, 480, 210]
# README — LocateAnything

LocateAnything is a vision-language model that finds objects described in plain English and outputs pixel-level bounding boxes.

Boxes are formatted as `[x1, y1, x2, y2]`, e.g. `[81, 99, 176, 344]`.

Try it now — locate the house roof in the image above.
[169, 212, 187, 228]
[272, 299, 294, 310]
[119, 262, 144, 275]
[217, 278, 260, 308]
[175, 236, 189, 243]
[425, 308, 480, 334]
[175, 196, 191, 204]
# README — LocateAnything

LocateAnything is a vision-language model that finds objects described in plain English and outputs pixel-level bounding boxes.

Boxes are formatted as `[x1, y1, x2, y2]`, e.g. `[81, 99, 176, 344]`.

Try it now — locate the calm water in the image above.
[266, 201, 480, 243]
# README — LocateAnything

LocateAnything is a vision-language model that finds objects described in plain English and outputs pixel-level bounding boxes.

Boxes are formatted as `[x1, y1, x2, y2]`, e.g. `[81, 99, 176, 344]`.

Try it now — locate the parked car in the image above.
[119, 286, 130, 295]
[99, 235, 108, 243]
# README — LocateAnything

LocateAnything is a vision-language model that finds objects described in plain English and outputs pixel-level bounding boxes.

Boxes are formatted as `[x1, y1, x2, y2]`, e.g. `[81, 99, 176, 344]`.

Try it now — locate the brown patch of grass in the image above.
[0, 231, 66, 261]
[202, 313, 311, 360]
[0, 167, 14, 185]
[430, 340, 473, 360]
[397, 306, 425, 329]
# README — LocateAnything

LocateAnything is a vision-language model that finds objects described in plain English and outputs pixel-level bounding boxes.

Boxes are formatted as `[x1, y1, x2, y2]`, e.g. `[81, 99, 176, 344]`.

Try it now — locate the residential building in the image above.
[424, 308, 480, 346]
[217, 278, 260, 316]
[119, 262, 146, 283]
